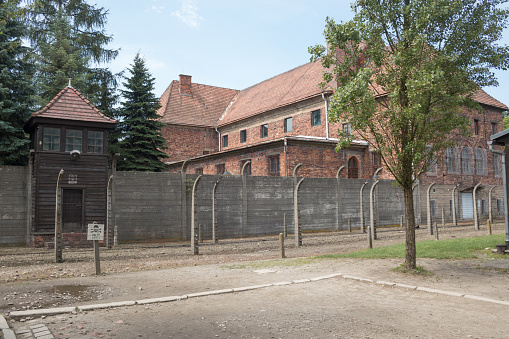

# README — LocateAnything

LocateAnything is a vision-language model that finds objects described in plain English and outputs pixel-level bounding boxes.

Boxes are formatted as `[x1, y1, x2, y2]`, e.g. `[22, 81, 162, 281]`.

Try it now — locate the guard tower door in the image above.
[62, 189, 84, 232]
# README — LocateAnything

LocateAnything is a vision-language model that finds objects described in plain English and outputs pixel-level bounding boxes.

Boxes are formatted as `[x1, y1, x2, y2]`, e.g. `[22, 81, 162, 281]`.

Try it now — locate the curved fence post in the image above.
[473, 182, 482, 231]
[181, 160, 189, 240]
[360, 181, 368, 233]
[489, 186, 495, 224]
[452, 184, 460, 226]
[55, 169, 64, 263]
[106, 174, 113, 249]
[426, 182, 436, 235]
[294, 178, 305, 247]
[241, 161, 251, 237]
[336, 165, 345, 231]
[191, 175, 202, 255]
[369, 180, 380, 241]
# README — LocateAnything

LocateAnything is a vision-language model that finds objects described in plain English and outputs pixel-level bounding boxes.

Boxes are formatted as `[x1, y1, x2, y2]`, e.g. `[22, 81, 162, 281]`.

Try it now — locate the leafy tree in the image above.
[116, 53, 167, 172]
[26, 0, 118, 105]
[0, 0, 36, 165]
[310, 0, 509, 269]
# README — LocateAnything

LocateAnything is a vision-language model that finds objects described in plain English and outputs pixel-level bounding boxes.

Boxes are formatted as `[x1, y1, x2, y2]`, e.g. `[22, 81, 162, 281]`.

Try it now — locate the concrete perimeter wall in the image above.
[0, 166, 28, 245]
[1, 167, 504, 245]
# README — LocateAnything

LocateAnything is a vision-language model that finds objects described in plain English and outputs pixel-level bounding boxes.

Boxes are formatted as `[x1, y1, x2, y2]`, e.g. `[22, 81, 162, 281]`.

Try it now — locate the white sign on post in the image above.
[87, 223, 104, 241]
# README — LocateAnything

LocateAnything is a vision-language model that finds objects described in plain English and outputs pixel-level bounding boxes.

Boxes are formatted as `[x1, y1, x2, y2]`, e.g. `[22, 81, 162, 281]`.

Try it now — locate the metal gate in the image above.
[461, 192, 474, 219]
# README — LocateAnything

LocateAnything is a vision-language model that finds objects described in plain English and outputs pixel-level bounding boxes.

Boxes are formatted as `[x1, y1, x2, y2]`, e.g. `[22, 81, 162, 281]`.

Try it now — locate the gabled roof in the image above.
[472, 89, 508, 110]
[25, 86, 116, 129]
[157, 80, 238, 127]
[216, 61, 334, 127]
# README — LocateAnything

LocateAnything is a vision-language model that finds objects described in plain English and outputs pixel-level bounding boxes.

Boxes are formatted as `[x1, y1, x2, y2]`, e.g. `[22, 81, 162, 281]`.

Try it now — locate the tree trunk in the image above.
[403, 185, 416, 270]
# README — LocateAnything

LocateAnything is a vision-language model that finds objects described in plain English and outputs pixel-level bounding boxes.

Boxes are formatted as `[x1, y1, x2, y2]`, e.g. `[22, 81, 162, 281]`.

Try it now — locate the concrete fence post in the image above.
[191, 175, 202, 255]
[369, 180, 380, 242]
[336, 165, 345, 231]
[54, 169, 64, 263]
[400, 215, 404, 228]
[452, 184, 460, 226]
[279, 233, 285, 258]
[434, 222, 439, 241]
[181, 160, 189, 241]
[294, 178, 305, 247]
[283, 213, 287, 237]
[488, 219, 492, 235]
[26, 150, 34, 246]
[426, 182, 436, 235]
[489, 186, 495, 225]
[441, 207, 445, 226]
[348, 218, 351, 232]
[360, 181, 368, 233]
[241, 160, 251, 238]
[473, 182, 482, 231]
[106, 174, 113, 249]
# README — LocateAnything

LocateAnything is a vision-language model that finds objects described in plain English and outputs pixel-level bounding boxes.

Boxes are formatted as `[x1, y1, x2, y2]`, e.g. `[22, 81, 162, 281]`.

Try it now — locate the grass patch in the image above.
[392, 264, 433, 276]
[317, 234, 505, 260]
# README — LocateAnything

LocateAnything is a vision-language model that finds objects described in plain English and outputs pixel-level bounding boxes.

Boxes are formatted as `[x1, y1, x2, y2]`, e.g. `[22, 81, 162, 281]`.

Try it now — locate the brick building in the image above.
[159, 60, 507, 185]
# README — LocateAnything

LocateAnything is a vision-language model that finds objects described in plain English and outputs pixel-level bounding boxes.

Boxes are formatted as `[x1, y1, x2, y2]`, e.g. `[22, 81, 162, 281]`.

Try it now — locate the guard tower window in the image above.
[87, 131, 103, 153]
[43, 127, 60, 151]
[65, 129, 82, 152]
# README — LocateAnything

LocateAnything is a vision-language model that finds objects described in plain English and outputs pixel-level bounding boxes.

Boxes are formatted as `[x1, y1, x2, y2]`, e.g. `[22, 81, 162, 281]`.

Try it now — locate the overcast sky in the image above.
[94, 0, 508, 103]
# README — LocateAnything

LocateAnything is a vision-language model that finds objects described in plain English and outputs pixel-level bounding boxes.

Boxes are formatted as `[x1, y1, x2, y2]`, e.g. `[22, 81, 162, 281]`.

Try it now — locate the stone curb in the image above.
[7, 271, 509, 324]
[1, 328, 16, 339]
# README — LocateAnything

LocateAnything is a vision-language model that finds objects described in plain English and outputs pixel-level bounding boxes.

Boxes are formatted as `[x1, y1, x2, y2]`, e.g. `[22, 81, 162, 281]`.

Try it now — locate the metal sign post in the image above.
[87, 222, 104, 275]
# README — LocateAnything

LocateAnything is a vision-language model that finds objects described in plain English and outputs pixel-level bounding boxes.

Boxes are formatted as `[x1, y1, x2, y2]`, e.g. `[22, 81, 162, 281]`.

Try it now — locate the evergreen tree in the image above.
[27, 0, 117, 105]
[0, 0, 36, 165]
[117, 54, 167, 172]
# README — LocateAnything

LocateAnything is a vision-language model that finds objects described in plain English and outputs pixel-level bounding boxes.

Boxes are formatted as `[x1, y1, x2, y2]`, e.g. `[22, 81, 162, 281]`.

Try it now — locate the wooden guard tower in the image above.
[24, 86, 116, 247]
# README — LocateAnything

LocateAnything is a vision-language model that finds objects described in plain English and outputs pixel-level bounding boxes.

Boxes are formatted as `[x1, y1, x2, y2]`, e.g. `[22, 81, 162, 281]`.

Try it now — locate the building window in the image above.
[216, 163, 225, 174]
[497, 198, 504, 215]
[491, 122, 497, 135]
[240, 130, 247, 143]
[343, 123, 351, 135]
[42, 127, 60, 151]
[87, 130, 103, 154]
[348, 156, 359, 178]
[65, 129, 82, 152]
[240, 159, 251, 175]
[446, 147, 460, 174]
[425, 145, 437, 175]
[222, 135, 228, 148]
[461, 147, 474, 175]
[311, 110, 321, 126]
[494, 153, 503, 178]
[481, 199, 489, 215]
[430, 199, 436, 217]
[260, 124, 268, 138]
[268, 155, 280, 176]
[449, 200, 453, 216]
[195, 168, 203, 175]
[372, 151, 381, 175]
[284, 117, 293, 133]
[475, 148, 487, 176]
[474, 119, 480, 135]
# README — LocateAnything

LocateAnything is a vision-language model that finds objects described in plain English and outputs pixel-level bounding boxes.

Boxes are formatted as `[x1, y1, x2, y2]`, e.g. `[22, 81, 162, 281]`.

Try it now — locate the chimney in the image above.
[179, 74, 192, 96]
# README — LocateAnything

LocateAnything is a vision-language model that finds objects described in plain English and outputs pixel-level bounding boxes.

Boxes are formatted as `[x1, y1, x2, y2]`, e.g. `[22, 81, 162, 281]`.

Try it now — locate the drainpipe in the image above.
[215, 127, 221, 152]
[322, 93, 329, 140]
[284, 138, 288, 177]
[488, 141, 509, 243]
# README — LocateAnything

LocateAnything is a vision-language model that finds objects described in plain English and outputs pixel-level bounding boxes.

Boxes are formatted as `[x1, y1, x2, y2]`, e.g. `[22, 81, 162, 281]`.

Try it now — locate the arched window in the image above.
[348, 157, 359, 178]
[461, 147, 474, 175]
[475, 148, 487, 176]
[446, 147, 460, 174]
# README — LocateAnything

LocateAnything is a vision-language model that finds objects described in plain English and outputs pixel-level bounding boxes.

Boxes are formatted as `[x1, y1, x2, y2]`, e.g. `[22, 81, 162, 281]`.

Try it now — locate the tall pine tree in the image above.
[27, 0, 118, 106]
[0, 0, 36, 165]
[117, 53, 167, 172]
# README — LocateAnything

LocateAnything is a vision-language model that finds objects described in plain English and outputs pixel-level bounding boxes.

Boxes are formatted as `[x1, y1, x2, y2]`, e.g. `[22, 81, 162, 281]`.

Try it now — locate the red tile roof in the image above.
[157, 80, 238, 127]
[216, 61, 334, 127]
[473, 89, 508, 110]
[29, 86, 116, 124]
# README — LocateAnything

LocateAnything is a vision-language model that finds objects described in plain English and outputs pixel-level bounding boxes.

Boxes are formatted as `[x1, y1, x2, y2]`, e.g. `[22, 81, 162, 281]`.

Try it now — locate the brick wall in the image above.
[161, 124, 218, 163]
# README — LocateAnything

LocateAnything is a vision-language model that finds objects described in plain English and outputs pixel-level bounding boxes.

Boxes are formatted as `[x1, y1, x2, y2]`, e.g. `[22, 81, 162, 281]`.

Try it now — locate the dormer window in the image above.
[42, 127, 60, 151]
[65, 129, 82, 152]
